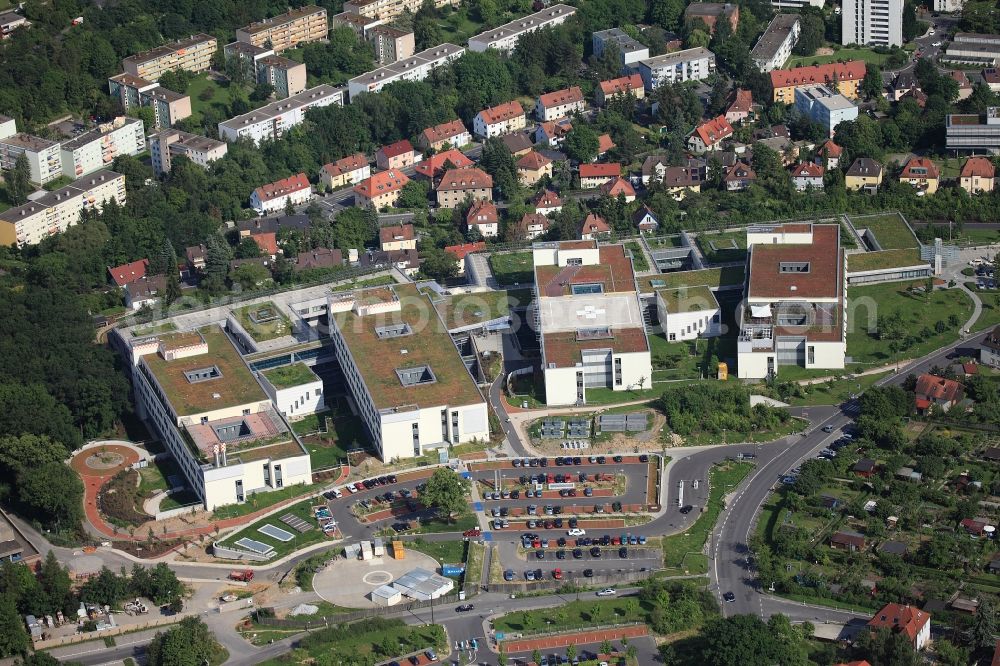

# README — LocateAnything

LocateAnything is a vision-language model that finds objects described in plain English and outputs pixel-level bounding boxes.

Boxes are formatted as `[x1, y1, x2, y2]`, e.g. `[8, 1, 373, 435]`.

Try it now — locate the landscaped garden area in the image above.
[215, 496, 329, 559]
[234, 302, 293, 342]
[696, 230, 748, 264]
[490, 251, 534, 286]
[259, 618, 446, 666]
[658, 383, 803, 446]
[624, 241, 650, 272]
[851, 213, 919, 250]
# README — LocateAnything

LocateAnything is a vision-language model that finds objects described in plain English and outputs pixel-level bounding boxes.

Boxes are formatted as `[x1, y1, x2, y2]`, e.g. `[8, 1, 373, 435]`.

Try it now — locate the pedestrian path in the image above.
[500, 624, 648, 653]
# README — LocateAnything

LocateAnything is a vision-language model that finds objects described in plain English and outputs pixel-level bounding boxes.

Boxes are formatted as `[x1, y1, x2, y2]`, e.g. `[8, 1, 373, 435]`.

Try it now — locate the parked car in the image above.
[596, 588, 616, 596]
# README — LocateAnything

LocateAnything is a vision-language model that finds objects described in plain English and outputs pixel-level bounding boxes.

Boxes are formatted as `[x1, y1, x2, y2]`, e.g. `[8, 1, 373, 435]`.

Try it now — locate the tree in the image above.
[600, 639, 613, 656]
[7, 153, 31, 205]
[37, 552, 74, 616]
[698, 614, 809, 666]
[420, 468, 469, 519]
[250, 82, 274, 103]
[563, 122, 601, 164]
[793, 11, 825, 56]
[16, 653, 62, 666]
[532, 649, 542, 665]
[971, 596, 997, 650]
[902, 1, 920, 42]
[230, 262, 270, 290]
[566, 644, 576, 661]
[648, 0, 685, 30]
[204, 234, 232, 285]
[862, 64, 884, 100]
[397, 180, 430, 209]
[147, 617, 225, 666]
[235, 236, 262, 259]
[419, 246, 460, 281]
[17, 463, 84, 530]
[0, 596, 28, 657]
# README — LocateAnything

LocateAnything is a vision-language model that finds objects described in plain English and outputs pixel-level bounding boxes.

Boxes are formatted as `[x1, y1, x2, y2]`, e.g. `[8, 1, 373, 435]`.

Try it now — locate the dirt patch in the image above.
[98, 470, 152, 527]
[815, 47, 834, 56]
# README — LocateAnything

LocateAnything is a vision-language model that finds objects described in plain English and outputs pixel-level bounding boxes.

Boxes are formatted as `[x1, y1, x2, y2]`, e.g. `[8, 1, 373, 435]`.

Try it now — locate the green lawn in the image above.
[301, 415, 367, 470]
[786, 46, 891, 68]
[259, 619, 446, 665]
[847, 249, 924, 273]
[851, 213, 919, 250]
[846, 281, 973, 364]
[436, 5, 486, 43]
[646, 234, 684, 248]
[625, 241, 650, 272]
[233, 302, 293, 342]
[262, 362, 317, 389]
[648, 333, 708, 381]
[696, 230, 747, 264]
[495, 598, 644, 635]
[637, 265, 745, 292]
[216, 497, 328, 559]
[661, 462, 753, 575]
[211, 482, 320, 521]
[490, 251, 534, 286]
[187, 74, 245, 125]
[405, 537, 467, 564]
[159, 490, 200, 511]
[409, 510, 478, 535]
[781, 370, 894, 406]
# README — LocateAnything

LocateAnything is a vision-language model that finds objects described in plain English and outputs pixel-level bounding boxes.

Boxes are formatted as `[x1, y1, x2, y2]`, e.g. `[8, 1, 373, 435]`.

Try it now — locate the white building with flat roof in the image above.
[737, 223, 847, 379]
[794, 84, 859, 137]
[59, 117, 145, 180]
[468, 5, 575, 53]
[533, 241, 652, 406]
[656, 285, 722, 342]
[327, 283, 490, 461]
[592, 28, 650, 70]
[842, 0, 903, 47]
[751, 14, 800, 72]
[637, 48, 716, 90]
[149, 129, 228, 176]
[0, 133, 62, 184]
[219, 85, 346, 145]
[347, 44, 465, 100]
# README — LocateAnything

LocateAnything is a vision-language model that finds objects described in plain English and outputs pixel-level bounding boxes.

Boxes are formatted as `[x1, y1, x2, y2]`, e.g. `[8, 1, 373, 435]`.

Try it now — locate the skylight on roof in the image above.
[184, 366, 222, 383]
[779, 262, 810, 273]
[376, 323, 413, 339]
[396, 365, 436, 387]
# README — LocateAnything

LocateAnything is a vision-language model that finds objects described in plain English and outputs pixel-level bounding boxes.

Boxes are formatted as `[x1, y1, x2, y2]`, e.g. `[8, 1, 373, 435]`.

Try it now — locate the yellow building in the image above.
[769, 61, 866, 104]
[122, 34, 217, 82]
[236, 6, 328, 53]
[845, 158, 883, 193]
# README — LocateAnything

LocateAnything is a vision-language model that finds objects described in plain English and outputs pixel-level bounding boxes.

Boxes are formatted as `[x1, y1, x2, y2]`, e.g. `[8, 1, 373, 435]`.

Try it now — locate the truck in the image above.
[441, 564, 465, 578]
[373, 537, 385, 557]
[229, 570, 254, 582]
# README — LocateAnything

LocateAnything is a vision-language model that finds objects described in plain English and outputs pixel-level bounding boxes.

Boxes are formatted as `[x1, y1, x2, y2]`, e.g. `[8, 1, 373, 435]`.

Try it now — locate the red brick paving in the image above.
[502, 625, 648, 653]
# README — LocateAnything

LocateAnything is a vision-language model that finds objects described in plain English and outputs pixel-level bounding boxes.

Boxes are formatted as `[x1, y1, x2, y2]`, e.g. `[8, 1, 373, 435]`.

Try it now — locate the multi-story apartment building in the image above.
[0, 170, 125, 246]
[637, 47, 716, 90]
[684, 2, 739, 33]
[794, 84, 859, 137]
[737, 223, 847, 378]
[218, 84, 346, 145]
[368, 25, 416, 64]
[319, 153, 371, 190]
[235, 6, 328, 53]
[379, 223, 417, 251]
[0, 133, 62, 185]
[592, 28, 650, 71]
[327, 283, 490, 460]
[119, 325, 313, 510]
[222, 42, 308, 98]
[535, 86, 585, 121]
[0, 114, 15, 140]
[468, 4, 575, 53]
[595, 74, 645, 106]
[751, 14, 800, 72]
[331, 11, 385, 37]
[59, 117, 145, 180]
[768, 0, 824, 10]
[435, 167, 493, 208]
[347, 44, 465, 99]
[122, 33, 217, 82]
[473, 101, 526, 138]
[108, 73, 192, 129]
[947, 107, 1000, 153]
[532, 240, 652, 406]
[149, 129, 228, 176]
[250, 173, 312, 215]
[769, 61, 866, 104]
[354, 169, 410, 208]
[842, 0, 903, 47]
[342, 0, 457, 22]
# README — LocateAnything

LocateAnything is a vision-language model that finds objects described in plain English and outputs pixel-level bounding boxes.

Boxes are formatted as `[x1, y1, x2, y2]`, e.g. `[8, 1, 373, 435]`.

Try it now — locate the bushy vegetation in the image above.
[658, 383, 792, 439]
[80, 564, 184, 607]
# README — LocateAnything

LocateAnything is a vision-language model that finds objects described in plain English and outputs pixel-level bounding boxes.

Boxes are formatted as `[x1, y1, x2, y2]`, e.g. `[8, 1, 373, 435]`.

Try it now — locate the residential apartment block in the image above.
[768, 0, 824, 10]
[842, 0, 903, 47]
[533, 240, 652, 406]
[108, 74, 192, 129]
[946, 107, 1000, 153]
[751, 14, 800, 72]
[149, 129, 228, 176]
[592, 28, 650, 70]
[418, 119, 470, 152]
[368, 25, 416, 64]
[684, 2, 739, 33]
[637, 47, 716, 90]
[354, 169, 410, 208]
[122, 33, 217, 81]
[0, 170, 125, 246]
[60, 117, 145, 180]
[0, 114, 14, 140]
[473, 101, 526, 138]
[737, 223, 847, 378]
[794, 84, 859, 137]
[0, 133, 62, 184]
[535, 86, 585, 121]
[119, 325, 313, 510]
[327, 283, 490, 460]
[596, 73, 645, 106]
[341, 0, 457, 22]
[319, 153, 371, 190]
[347, 43, 465, 99]
[0, 11, 28, 39]
[436, 167, 493, 208]
[250, 173, 312, 215]
[769, 61, 866, 104]
[218, 85, 346, 145]
[468, 4, 575, 53]
[235, 6, 329, 52]
[223, 42, 307, 98]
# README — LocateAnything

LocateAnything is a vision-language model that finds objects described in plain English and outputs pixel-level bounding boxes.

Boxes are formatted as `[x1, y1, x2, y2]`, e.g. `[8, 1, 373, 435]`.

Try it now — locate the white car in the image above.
[596, 588, 616, 597]
[928, 29, 935, 35]
[567, 528, 586, 537]
[346, 485, 359, 494]
[932, 41, 942, 47]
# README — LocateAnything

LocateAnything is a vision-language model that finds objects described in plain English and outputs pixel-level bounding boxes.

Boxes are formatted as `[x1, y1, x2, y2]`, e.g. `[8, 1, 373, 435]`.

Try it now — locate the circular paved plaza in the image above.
[312, 549, 440, 608]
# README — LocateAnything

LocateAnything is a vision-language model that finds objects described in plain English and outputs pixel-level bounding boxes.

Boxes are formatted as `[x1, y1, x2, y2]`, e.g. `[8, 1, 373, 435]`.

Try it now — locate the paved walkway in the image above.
[501, 624, 648, 653]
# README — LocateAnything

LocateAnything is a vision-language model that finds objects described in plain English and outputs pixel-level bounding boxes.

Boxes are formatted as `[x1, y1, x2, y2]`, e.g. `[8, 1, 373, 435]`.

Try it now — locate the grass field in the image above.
[847, 248, 923, 273]
[852, 213, 919, 250]
[648, 333, 707, 381]
[782, 370, 894, 406]
[405, 537, 467, 565]
[846, 281, 973, 364]
[786, 46, 891, 68]
[410, 510, 478, 535]
[234, 302, 293, 342]
[490, 251, 534, 286]
[187, 74, 243, 125]
[259, 619, 445, 665]
[211, 482, 320, 521]
[216, 497, 328, 559]
[661, 462, 753, 575]
[696, 230, 747, 264]
[300, 415, 367, 470]
[495, 597, 644, 635]
[625, 241, 650, 272]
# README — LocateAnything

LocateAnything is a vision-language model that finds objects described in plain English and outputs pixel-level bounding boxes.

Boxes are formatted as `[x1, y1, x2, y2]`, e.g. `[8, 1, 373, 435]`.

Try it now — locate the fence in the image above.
[253, 592, 463, 630]
[32, 612, 196, 650]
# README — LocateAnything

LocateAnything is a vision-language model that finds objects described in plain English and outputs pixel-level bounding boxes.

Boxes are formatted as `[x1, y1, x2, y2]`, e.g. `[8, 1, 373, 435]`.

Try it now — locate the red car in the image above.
[354, 482, 365, 491]
[553, 568, 563, 580]
[463, 528, 482, 538]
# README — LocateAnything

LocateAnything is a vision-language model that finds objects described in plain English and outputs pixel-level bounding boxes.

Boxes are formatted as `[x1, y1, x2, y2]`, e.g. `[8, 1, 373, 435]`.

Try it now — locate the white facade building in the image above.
[533, 241, 652, 406]
[751, 14, 801, 72]
[259, 363, 326, 420]
[0, 133, 62, 185]
[842, 0, 903, 47]
[468, 4, 575, 53]
[347, 44, 465, 100]
[656, 285, 722, 342]
[0, 114, 16, 140]
[473, 101, 526, 138]
[218, 85, 346, 145]
[592, 28, 650, 70]
[59, 117, 145, 180]
[250, 173, 312, 215]
[149, 129, 228, 176]
[737, 223, 847, 379]
[637, 48, 716, 90]
[327, 283, 490, 461]
[794, 84, 859, 137]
